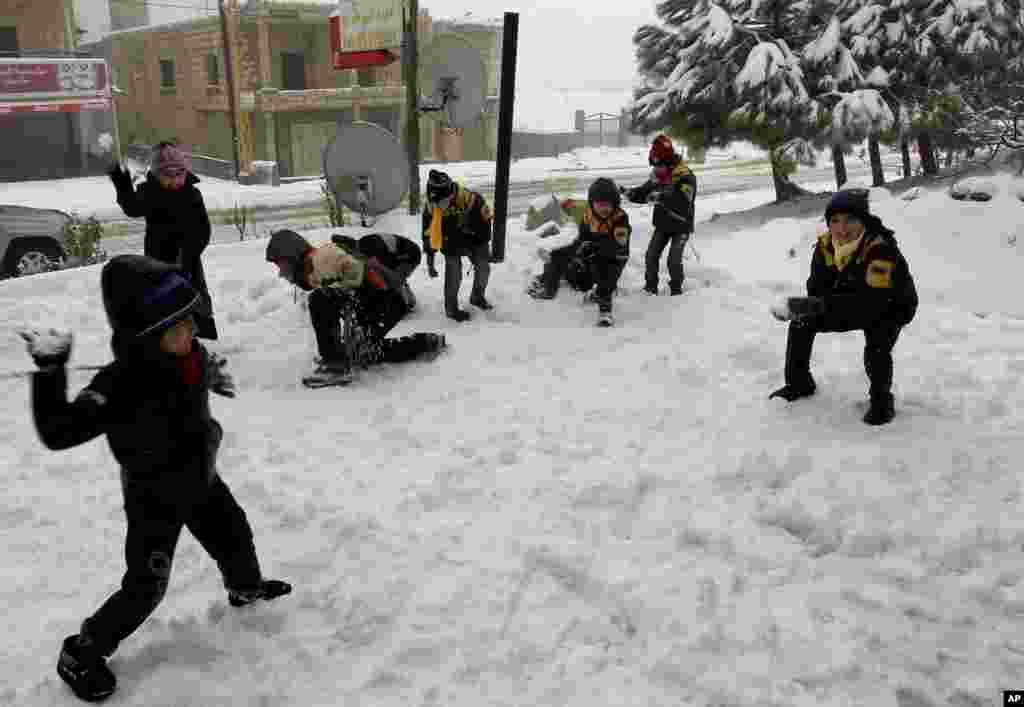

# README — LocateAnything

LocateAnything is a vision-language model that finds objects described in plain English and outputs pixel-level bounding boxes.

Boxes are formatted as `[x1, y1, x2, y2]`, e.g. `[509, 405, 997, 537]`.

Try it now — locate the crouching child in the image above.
[21, 254, 291, 703]
[527, 177, 631, 327]
[266, 229, 445, 388]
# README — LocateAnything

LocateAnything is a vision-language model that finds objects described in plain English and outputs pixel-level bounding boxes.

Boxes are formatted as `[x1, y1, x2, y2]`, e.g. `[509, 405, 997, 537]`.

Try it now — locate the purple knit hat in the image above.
[150, 143, 189, 178]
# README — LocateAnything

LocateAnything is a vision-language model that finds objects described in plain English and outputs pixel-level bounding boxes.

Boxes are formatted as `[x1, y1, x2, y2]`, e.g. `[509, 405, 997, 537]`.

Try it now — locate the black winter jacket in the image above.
[421, 186, 492, 257]
[30, 343, 223, 510]
[624, 159, 697, 234]
[807, 217, 919, 327]
[357, 233, 422, 279]
[114, 173, 218, 339]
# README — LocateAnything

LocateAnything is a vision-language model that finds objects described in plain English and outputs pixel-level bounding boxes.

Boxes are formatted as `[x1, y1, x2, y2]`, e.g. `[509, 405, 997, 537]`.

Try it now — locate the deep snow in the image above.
[2, 166, 1023, 707]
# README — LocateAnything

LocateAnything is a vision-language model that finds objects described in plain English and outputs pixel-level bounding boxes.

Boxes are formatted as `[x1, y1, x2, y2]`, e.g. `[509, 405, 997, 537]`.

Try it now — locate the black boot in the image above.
[57, 635, 116, 702]
[469, 293, 493, 310]
[446, 309, 471, 322]
[863, 393, 895, 425]
[229, 579, 293, 607]
[771, 322, 817, 402]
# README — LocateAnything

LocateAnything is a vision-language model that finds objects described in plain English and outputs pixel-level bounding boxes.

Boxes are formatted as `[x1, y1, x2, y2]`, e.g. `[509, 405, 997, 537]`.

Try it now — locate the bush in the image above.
[61, 213, 108, 267]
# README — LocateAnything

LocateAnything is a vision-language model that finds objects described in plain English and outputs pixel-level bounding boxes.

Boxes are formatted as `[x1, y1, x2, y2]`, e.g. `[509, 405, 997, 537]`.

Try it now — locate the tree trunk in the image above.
[770, 150, 809, 202]
[831, 144, 847, 189]
[868, 137, 884, 186]
[900, 139, 912, 178]
[918, 131, 939, 175]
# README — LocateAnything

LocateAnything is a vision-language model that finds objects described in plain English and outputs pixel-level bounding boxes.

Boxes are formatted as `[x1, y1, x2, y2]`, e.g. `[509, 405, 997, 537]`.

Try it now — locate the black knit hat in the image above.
[101, 255, 200, 338]
[825, 188, 871, 223]
[588, 177, 621, 209]
[266, 229, 312, 286]
[425, 169, 455, 203]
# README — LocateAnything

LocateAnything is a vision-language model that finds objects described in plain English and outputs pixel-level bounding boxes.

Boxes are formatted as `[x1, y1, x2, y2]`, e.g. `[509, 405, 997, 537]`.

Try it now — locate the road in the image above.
[99, 155, 904, 257]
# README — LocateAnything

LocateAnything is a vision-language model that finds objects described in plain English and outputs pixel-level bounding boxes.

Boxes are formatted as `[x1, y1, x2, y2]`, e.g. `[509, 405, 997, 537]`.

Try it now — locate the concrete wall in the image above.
[511, 131, 585, 159]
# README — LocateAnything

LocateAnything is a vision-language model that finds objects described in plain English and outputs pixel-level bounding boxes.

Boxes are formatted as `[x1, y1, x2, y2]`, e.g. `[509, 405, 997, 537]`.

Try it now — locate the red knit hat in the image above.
[649, 134, 675, 165]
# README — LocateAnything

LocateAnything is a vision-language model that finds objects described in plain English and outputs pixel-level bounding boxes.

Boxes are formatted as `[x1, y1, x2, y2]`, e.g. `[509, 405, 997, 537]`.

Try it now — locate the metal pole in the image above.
[491, 11, 518, 263]
[404, 0, 421, 214]
[219, 0, 241, 180]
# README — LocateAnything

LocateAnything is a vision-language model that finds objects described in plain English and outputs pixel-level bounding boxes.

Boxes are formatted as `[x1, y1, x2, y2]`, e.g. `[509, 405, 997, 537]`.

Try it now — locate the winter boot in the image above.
[446, 309, 471, 323]
[769, 378, 817, 402]
[57, 635, 116, 702]
[597, 310, 615, 327]
[526, 275, 555, 300]
[302, 359, 352, 388]
[643, 285, 658, 296]
[229, 579, 293, 607]
[862, 393, 895, 425]
[669, 283, 684, 296]
[469, 293, 494, 310]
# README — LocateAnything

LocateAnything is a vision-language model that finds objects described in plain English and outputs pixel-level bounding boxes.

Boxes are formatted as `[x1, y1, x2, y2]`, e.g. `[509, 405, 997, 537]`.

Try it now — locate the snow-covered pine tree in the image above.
[631, 0, 827, 201]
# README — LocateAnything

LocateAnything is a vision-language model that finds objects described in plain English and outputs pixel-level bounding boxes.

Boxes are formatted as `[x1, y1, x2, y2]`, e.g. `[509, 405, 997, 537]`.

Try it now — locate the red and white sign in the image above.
[0, 98, 111, 114]
[0, 59, 109, 101]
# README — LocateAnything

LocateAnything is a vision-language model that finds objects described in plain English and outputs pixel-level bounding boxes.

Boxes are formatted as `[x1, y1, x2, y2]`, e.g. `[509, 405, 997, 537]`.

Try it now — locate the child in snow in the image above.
[108, 141, 218, 340]
[20, 255, 291, 703]
[769, 188, 919, 425]
[527, 177, 631, 326]
[266, 229, 445, 387]
[622, 134, 697, 296]
[421, 169, 494, 322]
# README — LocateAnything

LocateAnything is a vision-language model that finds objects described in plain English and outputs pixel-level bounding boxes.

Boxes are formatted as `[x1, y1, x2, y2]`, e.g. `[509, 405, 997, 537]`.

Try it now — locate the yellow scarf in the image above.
[429, 207, 444, 251]
[833, 234, 864, 271]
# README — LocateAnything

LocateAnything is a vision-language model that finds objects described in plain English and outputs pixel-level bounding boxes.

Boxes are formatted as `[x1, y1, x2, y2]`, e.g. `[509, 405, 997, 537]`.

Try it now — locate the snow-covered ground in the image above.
[0, 144, 772, 222]
[3, 168, 1023, 707]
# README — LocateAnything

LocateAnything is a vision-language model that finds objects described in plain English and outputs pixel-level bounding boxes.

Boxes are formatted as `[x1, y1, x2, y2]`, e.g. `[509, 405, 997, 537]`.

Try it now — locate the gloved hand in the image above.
[19, 328, 73, 370]
[108, 163, 132, 192]
[206, 352, 236, 398]
[426, 255, 439, 279]
[771, 296, 825, 323]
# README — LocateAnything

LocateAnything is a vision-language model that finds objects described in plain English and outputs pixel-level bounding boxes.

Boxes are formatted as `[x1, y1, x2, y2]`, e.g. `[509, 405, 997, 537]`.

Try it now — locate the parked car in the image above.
[0, 205, 68, 277]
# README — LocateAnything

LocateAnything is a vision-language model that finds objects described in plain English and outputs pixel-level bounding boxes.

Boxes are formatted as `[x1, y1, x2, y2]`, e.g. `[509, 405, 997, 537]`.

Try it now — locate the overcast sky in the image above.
[423, 0, 658, 129]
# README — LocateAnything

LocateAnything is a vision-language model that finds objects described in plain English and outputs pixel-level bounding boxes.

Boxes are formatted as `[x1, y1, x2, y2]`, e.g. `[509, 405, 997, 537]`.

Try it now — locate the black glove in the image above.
[206, 352, 236, 398]
[19, 328, 72, 370]
[771, 296, 826, 323]
[426, 255, 439, 278]
[108, 163, 132, 193]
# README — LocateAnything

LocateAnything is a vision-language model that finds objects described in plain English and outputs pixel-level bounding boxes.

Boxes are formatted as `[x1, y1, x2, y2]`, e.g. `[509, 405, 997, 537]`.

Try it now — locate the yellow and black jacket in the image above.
[807, 220, 918, 326]
[624, 159, 697, 234]
[576, 206, 631, 263]
[421, 185, 493, 256]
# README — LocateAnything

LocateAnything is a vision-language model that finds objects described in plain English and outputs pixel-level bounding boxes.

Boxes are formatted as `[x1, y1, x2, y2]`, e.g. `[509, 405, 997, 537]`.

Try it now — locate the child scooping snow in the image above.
[21, 254, 290, 703]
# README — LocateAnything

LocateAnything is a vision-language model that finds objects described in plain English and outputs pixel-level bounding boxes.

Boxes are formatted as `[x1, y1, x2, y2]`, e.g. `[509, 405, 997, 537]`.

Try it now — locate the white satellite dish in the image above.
[322, 121, 409, 225]
[418, 34, 486, 129]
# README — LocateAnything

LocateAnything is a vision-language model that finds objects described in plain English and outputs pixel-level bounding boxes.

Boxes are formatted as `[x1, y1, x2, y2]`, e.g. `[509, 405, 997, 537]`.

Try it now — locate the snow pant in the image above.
[80, 474, 261, 657]
[309, 286, 437, 366]
[783, 308, 903, 399]
[444, 241, 491, 316]
[645, 230, 689, 292]
[540, 246, 624, 312]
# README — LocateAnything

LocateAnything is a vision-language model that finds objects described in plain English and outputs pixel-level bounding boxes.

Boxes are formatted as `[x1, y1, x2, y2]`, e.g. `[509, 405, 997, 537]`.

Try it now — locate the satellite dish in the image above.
[419, 34, 486, 129]
[323, 121, 409, 225]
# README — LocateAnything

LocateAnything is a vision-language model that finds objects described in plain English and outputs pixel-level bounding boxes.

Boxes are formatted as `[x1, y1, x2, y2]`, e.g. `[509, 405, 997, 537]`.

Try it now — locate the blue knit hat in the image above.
[825, 188, 871, 223]
[101, 255, 200, 338]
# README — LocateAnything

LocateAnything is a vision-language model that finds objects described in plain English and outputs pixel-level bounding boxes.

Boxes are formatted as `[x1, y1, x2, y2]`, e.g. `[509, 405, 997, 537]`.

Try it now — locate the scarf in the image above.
[429, 207, 444, 251]
[833, 234, 864, 272]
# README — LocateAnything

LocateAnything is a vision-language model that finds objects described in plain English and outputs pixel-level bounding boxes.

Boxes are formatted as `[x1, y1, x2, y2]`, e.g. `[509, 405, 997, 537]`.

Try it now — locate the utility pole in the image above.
[219, 0, 241, 180]
[491, 12, 519, 263]
[403, 0, 420, 214]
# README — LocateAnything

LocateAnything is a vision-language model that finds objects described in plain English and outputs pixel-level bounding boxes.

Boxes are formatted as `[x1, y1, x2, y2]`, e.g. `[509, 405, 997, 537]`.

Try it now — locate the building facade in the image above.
[88, 0, 501, 179]
[0, 0, 114, 182]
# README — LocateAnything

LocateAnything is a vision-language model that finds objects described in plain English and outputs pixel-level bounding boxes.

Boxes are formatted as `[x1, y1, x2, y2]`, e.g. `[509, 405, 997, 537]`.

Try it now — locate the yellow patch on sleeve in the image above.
[613, 226, 629, 244]
[866, 259, 894, 288]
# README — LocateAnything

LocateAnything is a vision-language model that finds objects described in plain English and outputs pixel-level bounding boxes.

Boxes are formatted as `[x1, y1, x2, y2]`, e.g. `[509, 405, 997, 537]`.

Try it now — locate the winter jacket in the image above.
[807, 217, 918, 326]
[356, 233, 422, 280]
[576, 206, 631, 263]
[30, 343, 223, 511]
[421, 185, 493, 257]
[114, 172, 218, 339]
[624, 159, 697, 234]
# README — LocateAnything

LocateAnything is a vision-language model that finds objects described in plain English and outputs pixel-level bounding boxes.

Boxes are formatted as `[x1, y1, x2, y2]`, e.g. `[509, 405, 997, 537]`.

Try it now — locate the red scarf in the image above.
[180, 349, 202, 387]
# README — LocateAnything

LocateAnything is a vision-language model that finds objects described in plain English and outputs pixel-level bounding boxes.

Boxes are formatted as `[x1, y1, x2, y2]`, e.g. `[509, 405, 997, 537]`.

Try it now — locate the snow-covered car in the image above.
[0, 205, 68, 277]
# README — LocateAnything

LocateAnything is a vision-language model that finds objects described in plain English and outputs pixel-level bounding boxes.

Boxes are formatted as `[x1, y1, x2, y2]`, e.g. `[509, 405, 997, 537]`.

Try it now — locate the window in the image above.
[281, 52, 305, 91]
[159, 59, 175, 89]
[206, 54, 220, 85]
[0, 27, 17, 55]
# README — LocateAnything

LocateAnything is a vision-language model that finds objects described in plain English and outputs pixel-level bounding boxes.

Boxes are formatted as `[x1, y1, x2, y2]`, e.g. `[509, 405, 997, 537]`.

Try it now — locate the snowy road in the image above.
[98, 155, 903, 257]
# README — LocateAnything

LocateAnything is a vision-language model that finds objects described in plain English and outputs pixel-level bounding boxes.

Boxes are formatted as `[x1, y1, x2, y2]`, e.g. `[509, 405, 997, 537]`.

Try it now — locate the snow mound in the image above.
[950, 177, 998, 201]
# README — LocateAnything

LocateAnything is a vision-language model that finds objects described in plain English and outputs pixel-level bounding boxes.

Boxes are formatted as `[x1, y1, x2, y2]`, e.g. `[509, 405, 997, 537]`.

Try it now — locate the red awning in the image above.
[0, 98, 111, 114]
